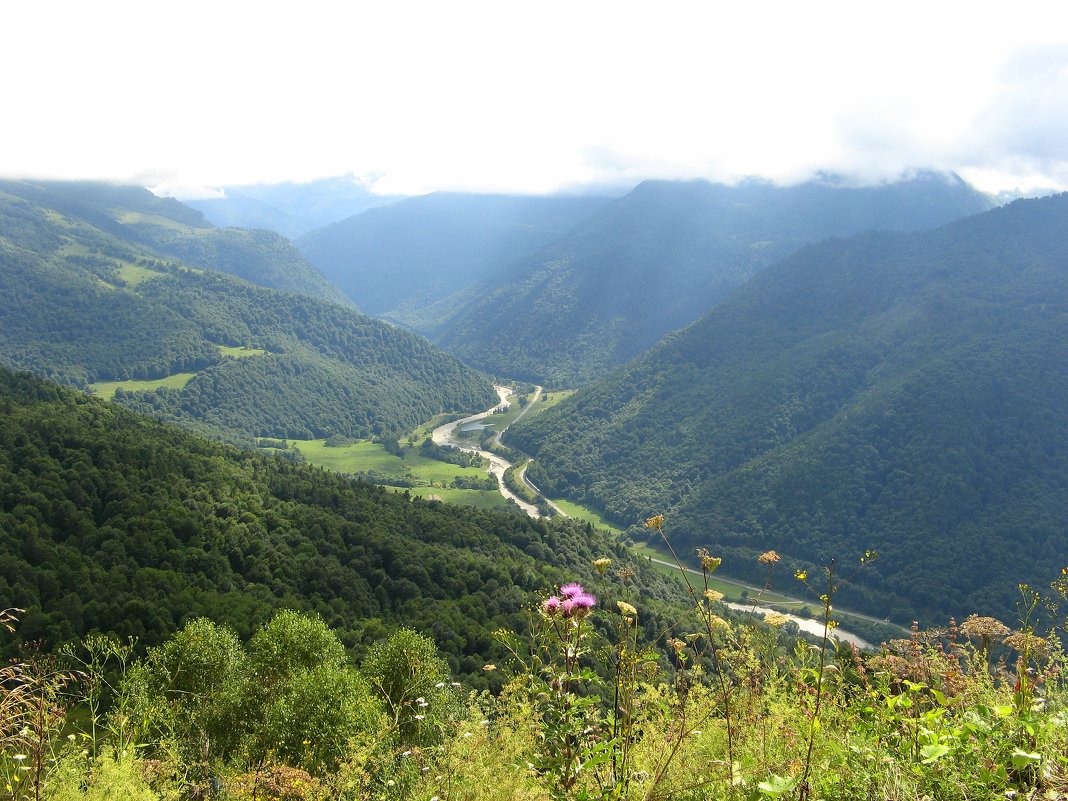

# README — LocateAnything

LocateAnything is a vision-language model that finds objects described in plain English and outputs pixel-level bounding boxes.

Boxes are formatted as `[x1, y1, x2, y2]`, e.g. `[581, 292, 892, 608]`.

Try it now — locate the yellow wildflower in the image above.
[644, 514, 665, 531]
[696, 548, 721, 572]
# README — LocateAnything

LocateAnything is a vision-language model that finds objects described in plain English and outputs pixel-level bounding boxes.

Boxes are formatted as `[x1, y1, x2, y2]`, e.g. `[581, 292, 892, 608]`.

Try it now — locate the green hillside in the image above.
[435, 173, 996, 386]
[0, 183, 497, 443]
[296, 192, 613, 324]
[0, 179, 351, 304]
[0, 368, 677, 685]
[508, 193, 1068, 622]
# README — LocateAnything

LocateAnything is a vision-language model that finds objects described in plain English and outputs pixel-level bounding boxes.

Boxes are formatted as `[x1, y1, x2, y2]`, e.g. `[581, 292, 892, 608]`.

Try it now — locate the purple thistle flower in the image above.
[560, 582, 585, 599]
[572, 593, 596, 610]
[542, 596, 561, 616]
[561, 598, 576, 617]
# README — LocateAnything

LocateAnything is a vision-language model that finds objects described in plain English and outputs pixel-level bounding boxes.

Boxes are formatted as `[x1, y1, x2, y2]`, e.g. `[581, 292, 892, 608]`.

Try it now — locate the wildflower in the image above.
[483, 664, 497, 671]
[593, 557, 612, 575]
[696, 548, 721, 572]
[765, 613, 790, 628]
[709, 616, 730, 631]
[757, 550, 782, 565]
[572, 593, 596, 610]
[435, 682, 445, 688]
[794, 569, 808, 582]
[644, 514, 665, 531]
[560, 582, 585, 598]
[704, 589, 724, 603]
[668, 637, 686, 653]
[617, 601, 638, 616]
[615, 564, 636, 582]
[542, 596, 562, 616]
[414, 715, 425, 720]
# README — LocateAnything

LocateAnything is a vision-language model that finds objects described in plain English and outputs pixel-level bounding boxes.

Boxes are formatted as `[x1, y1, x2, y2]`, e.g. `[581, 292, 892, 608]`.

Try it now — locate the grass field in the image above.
[90, 372, 197, 399]
[405, 486, 511, 510]
[216, 344, 269, 359]
[520, 389, 574, 423]
[116, 262, 166, 287]
[550, 498, 624, 534]
[115, 210, 196, 232]
[290, 439, 489, 485]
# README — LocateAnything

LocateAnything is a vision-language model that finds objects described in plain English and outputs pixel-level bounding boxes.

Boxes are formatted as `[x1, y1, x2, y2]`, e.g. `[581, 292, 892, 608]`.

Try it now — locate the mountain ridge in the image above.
[431, 172, 997, 385]
[508, 192, 1068, 621]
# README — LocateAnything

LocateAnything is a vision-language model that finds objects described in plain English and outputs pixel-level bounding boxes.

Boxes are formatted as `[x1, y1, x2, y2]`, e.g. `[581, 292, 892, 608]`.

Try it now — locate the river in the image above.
[432, 387, 877, 647]
[430, 385, 541, 517]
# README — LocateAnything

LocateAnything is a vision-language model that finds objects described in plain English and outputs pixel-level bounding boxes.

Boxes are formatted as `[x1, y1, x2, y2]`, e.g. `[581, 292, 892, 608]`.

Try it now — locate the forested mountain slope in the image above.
[509, 193, 1068, 622]
[435, 173, 995, 385]
[0, 185, 496, 443]
[0, 180, 350, 304]
[0, 369, 670, 686]
[296, 192, 613, 325]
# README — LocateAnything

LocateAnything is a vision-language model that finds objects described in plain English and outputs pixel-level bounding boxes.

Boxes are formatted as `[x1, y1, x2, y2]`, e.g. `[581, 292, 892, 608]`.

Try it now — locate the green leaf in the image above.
[757, 774, 798, 796]
[1010, 749, 1042, 769]
[920, 744, 951, 764]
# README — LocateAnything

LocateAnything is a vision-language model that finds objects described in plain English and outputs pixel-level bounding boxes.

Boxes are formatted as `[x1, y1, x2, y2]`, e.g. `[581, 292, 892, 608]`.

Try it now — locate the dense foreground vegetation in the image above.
[2, 539, 1066, 801]
[0, 369, 683, 684]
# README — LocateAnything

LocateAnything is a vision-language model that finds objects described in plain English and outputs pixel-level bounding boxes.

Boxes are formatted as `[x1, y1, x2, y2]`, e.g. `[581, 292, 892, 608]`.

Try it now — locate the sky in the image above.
[2, 1, 1067, 199]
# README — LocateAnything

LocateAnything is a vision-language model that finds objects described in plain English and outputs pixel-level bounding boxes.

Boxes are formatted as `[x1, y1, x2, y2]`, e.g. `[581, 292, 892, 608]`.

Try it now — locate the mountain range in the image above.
[429, 173, 997, 385]
[508, 192, 1068, 622]
[186, 175, 402, 239]
[0, 180, 495, 444]
[295, 192, 615, 329]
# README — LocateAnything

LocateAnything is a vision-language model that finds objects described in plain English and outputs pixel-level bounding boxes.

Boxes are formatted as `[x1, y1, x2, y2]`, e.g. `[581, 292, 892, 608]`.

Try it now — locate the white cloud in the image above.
[2, 0, 1066, 195]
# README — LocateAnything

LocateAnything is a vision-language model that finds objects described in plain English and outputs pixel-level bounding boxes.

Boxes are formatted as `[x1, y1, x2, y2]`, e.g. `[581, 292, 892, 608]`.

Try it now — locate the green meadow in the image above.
[549, 498, 624, 534]
[89, 372, 197, 400]
[216, 344, 269, 358]
[290, 438, 489, 485]
[406, 485, 511, 509]
[116, 261, 166, 287]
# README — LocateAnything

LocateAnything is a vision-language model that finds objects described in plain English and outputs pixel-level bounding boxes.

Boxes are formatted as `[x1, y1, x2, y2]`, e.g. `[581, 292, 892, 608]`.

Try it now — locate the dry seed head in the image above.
[615, 565, 636, 582]
[757, 550, 782, 565]
[1005, 631, 1049, 657]
[960, 614, 1010, 640]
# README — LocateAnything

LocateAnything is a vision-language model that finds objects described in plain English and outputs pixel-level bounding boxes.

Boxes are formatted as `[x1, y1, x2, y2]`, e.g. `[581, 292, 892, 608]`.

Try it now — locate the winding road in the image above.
[430, 385, 541, 517]
[431, 386, 888, 645]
